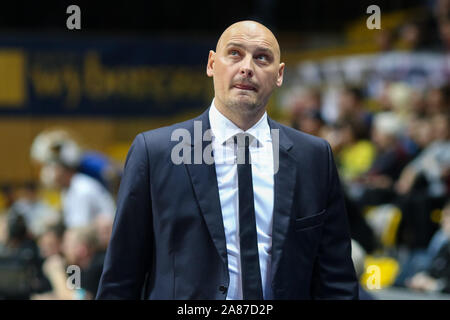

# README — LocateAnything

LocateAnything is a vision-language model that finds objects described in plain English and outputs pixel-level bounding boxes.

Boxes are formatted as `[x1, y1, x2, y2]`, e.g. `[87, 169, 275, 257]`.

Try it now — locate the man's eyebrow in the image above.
[225, 42, 245, 48]
[225, 42, 274, 54]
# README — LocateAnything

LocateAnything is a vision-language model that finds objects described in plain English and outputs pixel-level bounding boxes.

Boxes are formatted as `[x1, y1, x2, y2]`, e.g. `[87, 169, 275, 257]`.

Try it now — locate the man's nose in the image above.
[239, 56, 254, 78]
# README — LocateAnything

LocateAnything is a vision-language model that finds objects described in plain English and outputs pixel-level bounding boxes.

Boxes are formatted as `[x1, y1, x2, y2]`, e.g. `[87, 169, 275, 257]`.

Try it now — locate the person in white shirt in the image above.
[38, 140, 116, 229]
[61, 172, 115, 229]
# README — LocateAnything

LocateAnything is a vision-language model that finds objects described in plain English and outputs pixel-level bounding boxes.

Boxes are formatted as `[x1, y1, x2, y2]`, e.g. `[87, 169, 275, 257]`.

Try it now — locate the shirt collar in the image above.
[208, 99, 272, 147]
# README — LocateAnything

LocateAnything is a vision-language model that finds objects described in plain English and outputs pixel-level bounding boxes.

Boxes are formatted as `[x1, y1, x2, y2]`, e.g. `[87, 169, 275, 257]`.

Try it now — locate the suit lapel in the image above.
[184, 109, 228, 268]
[268, 119, 297, 285]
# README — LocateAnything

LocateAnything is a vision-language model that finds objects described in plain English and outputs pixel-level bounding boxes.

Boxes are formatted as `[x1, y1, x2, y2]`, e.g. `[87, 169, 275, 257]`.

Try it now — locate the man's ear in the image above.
[276, 62, 285, 87]
[206, 50, 215, 77]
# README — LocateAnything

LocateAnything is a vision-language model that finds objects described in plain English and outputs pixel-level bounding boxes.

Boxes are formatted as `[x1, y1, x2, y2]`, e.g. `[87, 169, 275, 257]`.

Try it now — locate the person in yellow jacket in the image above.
[335, 118, 376, 182]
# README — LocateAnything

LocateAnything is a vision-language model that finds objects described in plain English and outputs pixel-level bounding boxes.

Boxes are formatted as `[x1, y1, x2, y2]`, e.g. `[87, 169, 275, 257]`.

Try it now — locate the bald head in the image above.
[216, 21, 281, 62]
[206, 20, 285, 130]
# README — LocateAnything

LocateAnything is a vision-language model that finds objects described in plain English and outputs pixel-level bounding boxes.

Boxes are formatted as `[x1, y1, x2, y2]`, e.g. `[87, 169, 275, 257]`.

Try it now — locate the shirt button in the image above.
[219, 285, 228, 294]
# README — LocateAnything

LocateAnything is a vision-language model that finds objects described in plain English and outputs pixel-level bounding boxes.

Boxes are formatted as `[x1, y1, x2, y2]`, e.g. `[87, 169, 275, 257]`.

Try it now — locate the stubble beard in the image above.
[225, 94, 266, 119]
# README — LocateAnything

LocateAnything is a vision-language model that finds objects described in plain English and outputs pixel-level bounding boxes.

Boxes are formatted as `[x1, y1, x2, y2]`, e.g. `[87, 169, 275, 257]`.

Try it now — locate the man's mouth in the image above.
[233, 83, 257, 91]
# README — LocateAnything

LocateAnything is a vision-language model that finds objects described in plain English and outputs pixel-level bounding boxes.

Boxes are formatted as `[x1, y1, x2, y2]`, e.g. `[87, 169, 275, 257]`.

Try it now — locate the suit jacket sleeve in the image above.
[96, 133, 153, 299]
[310, 141, 359, 299]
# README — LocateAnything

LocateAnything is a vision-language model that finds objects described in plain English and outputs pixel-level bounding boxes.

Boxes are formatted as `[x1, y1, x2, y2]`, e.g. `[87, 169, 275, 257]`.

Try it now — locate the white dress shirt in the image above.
[209, 100, 274, 300]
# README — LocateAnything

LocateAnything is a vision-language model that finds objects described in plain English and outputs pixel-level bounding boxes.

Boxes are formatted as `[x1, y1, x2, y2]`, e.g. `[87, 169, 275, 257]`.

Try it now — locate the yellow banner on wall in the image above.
[0, 49, 26, 107]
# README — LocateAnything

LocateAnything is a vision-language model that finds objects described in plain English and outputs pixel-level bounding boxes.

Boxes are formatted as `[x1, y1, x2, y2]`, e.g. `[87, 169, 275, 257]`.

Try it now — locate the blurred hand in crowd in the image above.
[360, 174, 394, 189]
[406, 272, 439, 292]
[395, 166, 417, 195]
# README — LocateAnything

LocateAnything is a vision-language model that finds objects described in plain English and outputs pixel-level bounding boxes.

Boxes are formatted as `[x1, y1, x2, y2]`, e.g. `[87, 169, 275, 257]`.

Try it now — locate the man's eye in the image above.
[256, 55, 268, 61]
[230, 50, 239, 56]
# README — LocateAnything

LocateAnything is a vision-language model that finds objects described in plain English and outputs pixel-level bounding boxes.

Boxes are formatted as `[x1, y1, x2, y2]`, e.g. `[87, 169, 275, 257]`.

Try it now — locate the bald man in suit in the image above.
[97, 20, 358, 300]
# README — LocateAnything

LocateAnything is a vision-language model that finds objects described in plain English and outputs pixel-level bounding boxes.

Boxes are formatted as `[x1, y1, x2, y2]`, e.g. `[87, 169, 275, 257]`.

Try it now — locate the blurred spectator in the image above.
[31, 133, 116, 229]
[400, 115, 428, 159]
[396, 200, 450, 287]
[395, 113, 450, 198]
[409, 89, 427, 117]
[37, 223, 65, 259]
[424, 85, 450, 116]
[9, 181, 60, 238]
[406, 201, 450, 293]
[433, 0, 450, 23]
[4, 213, 38, 257]
[33, 226, 105, 300]
[375, 29, 395, 53]
[395, 113, 449, 249]
[30, 223, 66, 300]
[358, 112, 410, 206]
[334, 117, 376, 183]
[31, 129, 122, 193]
[94, 215, 113, 253]
[337, 86, 373, 138]
[288, 87, 322, 125]
[398, 22, 424, 51]
[292, 108, 326, 137]
[0, 213, 48, 299]
[438, 19, 450, 52]
[53, 162, 116, 229]
[61, 227, 105, 299]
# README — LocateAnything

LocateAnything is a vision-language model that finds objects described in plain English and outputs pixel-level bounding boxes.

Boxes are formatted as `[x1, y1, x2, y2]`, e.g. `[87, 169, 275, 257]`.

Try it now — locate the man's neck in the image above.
[214, 99, 266, 131]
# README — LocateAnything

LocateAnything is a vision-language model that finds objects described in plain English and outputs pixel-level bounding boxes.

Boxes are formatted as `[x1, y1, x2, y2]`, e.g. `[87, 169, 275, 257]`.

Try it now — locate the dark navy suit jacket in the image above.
[96, 108, 359, 299]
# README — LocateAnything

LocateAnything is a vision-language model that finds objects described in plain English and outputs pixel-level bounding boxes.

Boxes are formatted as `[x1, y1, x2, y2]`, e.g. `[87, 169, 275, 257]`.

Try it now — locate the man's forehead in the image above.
[216, 21, 280, 56]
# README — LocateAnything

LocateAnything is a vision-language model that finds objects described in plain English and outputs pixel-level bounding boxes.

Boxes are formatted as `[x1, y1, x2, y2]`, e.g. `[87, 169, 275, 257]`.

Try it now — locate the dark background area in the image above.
[0, 0, 424, 35]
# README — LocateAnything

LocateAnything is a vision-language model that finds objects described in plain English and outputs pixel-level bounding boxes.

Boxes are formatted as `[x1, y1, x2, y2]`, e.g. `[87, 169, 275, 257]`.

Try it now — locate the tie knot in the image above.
[233, 133, 254, 165]
[233, 133, 254, 149]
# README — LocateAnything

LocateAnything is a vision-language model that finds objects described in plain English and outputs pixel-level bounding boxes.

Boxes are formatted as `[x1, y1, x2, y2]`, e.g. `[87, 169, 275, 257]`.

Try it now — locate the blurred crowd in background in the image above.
[0, 129, 120, 299]
[281, 0, 450, 298]
[0, 0, 450, 299]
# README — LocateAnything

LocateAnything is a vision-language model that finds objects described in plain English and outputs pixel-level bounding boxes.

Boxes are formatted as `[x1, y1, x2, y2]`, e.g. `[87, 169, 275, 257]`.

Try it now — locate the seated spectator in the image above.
[406, 201, 450, 293]
[395, 113, 450, 198]
[293, 108, 326, 137]
[0, 213, 48, 299]
[9, 181, 60, 238]
[31, 223, 67, 300]
[33, 226, 105, 300]
[335, 117, 377, 183]
[358, 112, 410, 205]
[398, 21, 428, 51]
[425, 85, 450, 117]
[337, 86, 373, 137]
[398, 114, 428, 160]
[394, 113, 449, 249]
[37, 223, 65, 259]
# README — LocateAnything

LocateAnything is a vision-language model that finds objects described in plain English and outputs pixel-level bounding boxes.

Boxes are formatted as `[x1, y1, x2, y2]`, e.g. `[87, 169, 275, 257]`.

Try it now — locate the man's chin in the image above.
[231, 96, 256, 106]
[227, 97, 262, 114]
